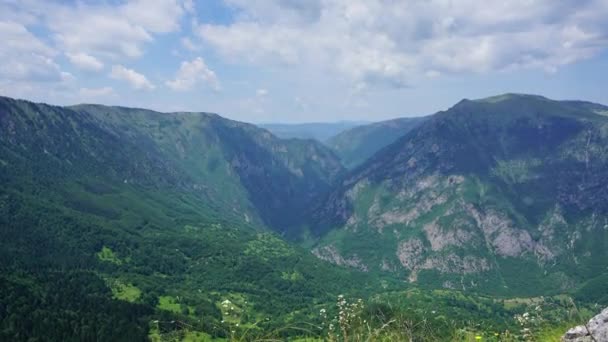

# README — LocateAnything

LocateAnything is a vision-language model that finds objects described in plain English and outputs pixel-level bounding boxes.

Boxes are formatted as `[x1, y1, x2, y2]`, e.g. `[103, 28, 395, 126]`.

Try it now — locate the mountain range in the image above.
[2, 93, 608, 340]
[0, 96, 377, 340]
[260, 121, 365, 142]
[327, 116, 428, 169]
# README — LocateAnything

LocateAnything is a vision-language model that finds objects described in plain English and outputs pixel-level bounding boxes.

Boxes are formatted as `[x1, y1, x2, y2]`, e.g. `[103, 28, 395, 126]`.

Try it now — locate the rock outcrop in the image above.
[563, 307, 608, 341]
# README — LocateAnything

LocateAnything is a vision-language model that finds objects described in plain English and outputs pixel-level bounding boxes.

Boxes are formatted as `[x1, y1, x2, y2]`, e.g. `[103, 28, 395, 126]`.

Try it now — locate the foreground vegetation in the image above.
[145, 292, 599, 341]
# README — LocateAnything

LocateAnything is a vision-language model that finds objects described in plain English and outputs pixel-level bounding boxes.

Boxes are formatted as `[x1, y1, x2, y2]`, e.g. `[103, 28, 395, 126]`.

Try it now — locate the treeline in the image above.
[0, 271, 151, 341]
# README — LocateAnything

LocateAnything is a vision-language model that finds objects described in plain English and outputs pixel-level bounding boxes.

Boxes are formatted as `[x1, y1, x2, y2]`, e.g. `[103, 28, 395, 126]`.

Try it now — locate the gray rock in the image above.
[563, 307, 608, 341]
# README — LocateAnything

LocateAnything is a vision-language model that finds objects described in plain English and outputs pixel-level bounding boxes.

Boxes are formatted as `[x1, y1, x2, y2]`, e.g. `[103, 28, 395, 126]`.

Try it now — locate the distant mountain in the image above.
[0, 96, 375, 340]
[311, 94, 608, 297]
[259, 121, 365, 141]
[328, 117, 428, 169]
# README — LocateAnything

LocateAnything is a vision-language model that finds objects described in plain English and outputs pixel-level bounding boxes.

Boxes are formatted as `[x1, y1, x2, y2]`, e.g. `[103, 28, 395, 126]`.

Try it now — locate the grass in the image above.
[144, 292, 592, 341]
[217, 295, 247, 324]
[158, 296, 187, 314]
[97, 246, 122, 265]
[537, 324, 575, 342]
[502, 296, 545, 310]
[182, 331, 216, 342]
[110, 281, 141, 302]
[148, 322, 218, 342]
[244, 233, 295, 260]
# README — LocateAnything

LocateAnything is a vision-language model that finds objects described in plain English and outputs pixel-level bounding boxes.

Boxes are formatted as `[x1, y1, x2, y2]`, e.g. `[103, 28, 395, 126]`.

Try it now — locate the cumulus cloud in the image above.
[9, 0, 192, 60]
[199, 0, 608, 88]
[166, 57, 219, 91]
[110, 65, 155, 90]
[0, 20, 65, 83]
[66, 52, 104, 72]
[121, 0, 189, 33]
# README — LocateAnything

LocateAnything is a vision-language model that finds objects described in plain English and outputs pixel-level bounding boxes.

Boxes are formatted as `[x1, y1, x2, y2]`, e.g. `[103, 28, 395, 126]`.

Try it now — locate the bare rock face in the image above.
[562, 307, 608, 341]
[312, 245, 369, 272]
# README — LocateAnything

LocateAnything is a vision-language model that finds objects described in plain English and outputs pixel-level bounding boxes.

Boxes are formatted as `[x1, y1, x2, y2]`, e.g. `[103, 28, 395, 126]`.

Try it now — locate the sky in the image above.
[1, 0, 608, 124]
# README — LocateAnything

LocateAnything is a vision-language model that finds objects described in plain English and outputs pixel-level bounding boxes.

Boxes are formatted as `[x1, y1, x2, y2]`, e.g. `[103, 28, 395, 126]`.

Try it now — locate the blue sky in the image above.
[1, 0, 608, 123]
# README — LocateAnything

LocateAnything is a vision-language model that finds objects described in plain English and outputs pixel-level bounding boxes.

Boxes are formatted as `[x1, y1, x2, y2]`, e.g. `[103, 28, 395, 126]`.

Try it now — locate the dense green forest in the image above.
[0, 96, 380, 340]
[1, 95, 607, 341]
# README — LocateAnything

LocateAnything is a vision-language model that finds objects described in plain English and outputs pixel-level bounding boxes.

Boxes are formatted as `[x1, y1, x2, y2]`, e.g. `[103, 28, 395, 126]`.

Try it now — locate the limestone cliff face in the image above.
[563, 307, 608, 342]
[311, 94, 608, 295]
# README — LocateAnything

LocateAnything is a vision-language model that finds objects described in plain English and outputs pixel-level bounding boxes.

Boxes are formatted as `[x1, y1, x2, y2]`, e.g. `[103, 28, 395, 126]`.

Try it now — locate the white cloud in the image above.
[11, 0, 192, 60]
[110, 65, 155, 90]
[0, 20, 64, 83]
[199, 0, 608, 88]
[66, 52, 104, 72]
[166, 57, 219, 91]
[121, 0, 188, 33]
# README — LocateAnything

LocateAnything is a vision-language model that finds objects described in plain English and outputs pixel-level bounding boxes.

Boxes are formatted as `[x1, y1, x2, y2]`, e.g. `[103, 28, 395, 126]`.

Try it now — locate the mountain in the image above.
[311, 94, 608, 297]
[68, 103, 346, 232]
[0, 96, 375, 340]
[328, 117, 428, 169]
[3, 94, 608, 341]
[259, 121, 365, 142]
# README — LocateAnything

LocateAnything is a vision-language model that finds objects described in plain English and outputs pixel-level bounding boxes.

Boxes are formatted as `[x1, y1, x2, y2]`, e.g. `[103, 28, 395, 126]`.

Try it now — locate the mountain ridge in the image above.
[3, 93, 608, 340]
[310, 93, 608, 296]
[327, 116, 428, 169]
[0, 94, 385, 340]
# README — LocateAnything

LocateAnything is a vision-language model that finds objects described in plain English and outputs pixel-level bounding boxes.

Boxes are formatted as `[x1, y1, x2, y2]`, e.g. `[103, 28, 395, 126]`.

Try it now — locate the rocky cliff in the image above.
[563, 307, 608, 341]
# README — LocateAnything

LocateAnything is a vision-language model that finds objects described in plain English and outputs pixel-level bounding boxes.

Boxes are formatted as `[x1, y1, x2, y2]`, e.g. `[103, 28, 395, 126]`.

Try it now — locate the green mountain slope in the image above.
[0, 96, 373, 341]
[328, 117, 427, 169]
[312, 94, 608, 297]
[68, 103, 345, 232]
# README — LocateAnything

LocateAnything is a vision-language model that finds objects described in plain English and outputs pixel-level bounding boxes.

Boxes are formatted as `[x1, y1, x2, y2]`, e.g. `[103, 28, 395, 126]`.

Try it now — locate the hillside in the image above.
[0, 96, 373, 340]
[328, 117, 427, 169]
[312, 94, 608, 297]
[2, 94, 608, 341]
[67, 103, 345, 232]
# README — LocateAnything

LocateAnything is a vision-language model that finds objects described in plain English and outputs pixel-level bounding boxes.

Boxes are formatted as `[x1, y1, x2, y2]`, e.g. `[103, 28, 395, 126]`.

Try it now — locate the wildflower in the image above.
[475, 336, 482, 340]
